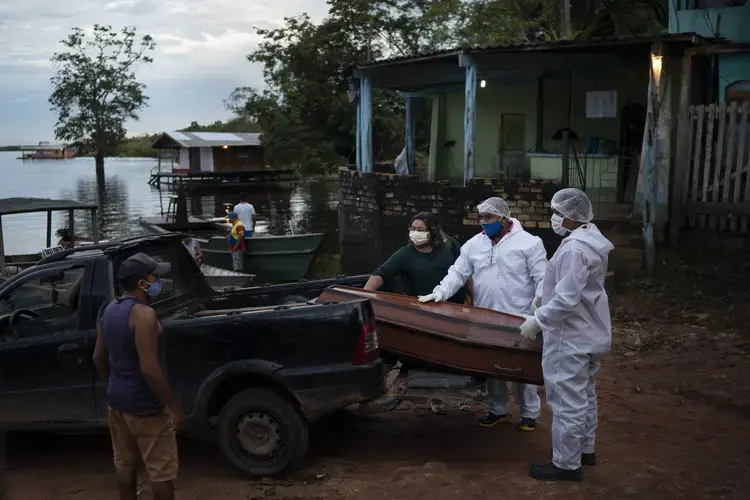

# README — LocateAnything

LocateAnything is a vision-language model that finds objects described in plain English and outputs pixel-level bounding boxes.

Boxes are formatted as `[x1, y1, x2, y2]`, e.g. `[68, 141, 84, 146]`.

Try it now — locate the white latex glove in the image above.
[532, 296, 542, 311]
[418, 290, 444, 303]
[520, 315, 541, 341]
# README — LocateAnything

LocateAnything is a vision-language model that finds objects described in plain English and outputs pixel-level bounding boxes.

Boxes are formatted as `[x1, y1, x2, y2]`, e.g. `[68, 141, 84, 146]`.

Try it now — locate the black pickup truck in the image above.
[0, 233, 382, 477]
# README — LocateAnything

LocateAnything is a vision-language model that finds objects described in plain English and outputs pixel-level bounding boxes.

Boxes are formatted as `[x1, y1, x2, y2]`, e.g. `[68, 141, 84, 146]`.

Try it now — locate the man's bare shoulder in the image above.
[130, 303, 157, 323]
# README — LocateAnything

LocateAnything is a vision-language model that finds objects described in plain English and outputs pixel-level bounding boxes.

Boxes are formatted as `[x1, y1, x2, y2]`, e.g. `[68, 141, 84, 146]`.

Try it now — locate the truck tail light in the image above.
[353, 316, 379, 365]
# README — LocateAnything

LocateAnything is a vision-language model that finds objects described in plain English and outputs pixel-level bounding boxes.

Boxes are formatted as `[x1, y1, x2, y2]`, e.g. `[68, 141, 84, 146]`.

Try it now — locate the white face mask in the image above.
[551, 214, 569, 236]
[409, 230, 430, 246]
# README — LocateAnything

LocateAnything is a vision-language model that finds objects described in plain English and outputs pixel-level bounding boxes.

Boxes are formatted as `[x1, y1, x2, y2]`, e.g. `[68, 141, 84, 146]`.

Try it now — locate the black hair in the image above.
[409, 212, 446, 248]
[119, 275, 142, 292]
[241, 194, 248, 201]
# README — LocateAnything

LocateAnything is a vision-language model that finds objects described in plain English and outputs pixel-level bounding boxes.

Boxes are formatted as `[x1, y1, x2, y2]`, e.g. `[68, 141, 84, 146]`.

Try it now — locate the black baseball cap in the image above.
[117, 252, 171, 281]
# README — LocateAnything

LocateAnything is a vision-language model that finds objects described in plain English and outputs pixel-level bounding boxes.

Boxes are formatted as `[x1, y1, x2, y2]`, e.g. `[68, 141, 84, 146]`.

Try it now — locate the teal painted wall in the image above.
[669, 3, 750, 102]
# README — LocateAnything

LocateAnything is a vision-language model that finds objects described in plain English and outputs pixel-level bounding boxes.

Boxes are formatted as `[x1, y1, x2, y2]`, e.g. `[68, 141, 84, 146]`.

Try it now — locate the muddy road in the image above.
[5, 253, 750, 499]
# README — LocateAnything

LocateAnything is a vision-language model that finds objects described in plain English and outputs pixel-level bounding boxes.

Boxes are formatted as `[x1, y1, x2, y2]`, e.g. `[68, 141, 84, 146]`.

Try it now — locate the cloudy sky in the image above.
[0, 0, 330, 145]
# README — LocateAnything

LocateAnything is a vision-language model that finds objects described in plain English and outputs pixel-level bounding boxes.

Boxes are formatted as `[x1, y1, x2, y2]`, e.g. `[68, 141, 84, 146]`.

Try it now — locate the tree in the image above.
[49, 25, 155, 174]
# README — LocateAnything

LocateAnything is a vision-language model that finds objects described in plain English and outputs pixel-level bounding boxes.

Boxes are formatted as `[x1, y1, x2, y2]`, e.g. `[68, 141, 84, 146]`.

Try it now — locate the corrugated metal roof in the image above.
[356, 33, 717, 69]
[152, 131, 262, 149]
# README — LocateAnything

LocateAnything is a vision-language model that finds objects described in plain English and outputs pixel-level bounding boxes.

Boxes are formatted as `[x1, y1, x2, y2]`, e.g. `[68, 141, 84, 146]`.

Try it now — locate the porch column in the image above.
[356, 91, 362, 171]
[641, 42, 666, 276]
[670, 50, 693, 245]
[428, 95, 444, 182]
[359, 76, 373, 173]
[405, 97, 415, 174]
[460, 54, 476, 186]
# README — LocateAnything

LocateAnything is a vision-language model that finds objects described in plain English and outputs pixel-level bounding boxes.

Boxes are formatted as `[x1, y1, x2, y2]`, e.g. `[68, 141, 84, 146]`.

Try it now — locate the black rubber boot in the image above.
[529, 462, 583, 481]
[515, 418, 536, 432]
[581, 453, 596, 466]
[477, 413, 507, 427]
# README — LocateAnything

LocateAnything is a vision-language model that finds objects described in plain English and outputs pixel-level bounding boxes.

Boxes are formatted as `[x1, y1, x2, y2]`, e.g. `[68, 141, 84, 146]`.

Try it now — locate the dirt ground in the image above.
[5, 250, 750, 500]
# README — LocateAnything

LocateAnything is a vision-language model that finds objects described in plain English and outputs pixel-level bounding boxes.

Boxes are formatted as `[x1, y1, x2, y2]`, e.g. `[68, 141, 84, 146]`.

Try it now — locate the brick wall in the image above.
[338, 168, 561, 274]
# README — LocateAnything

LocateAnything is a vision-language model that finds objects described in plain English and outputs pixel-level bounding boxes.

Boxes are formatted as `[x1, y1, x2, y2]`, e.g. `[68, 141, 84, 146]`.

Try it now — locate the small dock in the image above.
[148, 169, 298, 189]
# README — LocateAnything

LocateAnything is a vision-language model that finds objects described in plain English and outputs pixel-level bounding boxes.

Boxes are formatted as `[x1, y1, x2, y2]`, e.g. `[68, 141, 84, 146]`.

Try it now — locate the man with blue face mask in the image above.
[418, 197, 548, 432]
[93, 253, 181, 500]
[519, 188, 614, 482]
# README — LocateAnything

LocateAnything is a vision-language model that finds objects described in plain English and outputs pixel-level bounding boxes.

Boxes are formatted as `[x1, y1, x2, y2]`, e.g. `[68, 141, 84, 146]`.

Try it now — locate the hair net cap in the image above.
[476, 197, 511, 218]
[551, 188, 594, 222]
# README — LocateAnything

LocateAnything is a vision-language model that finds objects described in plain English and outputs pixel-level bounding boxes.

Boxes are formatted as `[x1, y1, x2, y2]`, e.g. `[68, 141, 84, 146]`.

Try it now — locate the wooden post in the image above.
[460, 54, 477, 186]
[359, 76, 373, 173]
[405, 97, 415, 174]
[356, 86, 362, 171]
[91, 208, 100, 244]
[427, 95, 443, 182]
[68, 209, 75, 246]
[561, 130, 571, 186]
[0, 215, 5, 277]
[46, 210, 52, 248]
[642, 42, 665, 276]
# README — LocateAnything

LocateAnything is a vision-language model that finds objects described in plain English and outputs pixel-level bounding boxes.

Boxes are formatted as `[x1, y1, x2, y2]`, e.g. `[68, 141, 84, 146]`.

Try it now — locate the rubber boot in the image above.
[529, 462, 583, 481]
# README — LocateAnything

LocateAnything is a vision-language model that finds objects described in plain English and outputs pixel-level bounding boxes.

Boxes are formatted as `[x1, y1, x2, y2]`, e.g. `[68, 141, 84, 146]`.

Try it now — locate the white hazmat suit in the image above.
[529, 189, 614, 471]
[427, 198, 548, 420]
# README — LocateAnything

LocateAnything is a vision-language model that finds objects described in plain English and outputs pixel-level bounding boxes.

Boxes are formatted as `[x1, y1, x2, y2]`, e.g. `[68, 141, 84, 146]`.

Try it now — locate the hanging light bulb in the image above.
[480, 80, 486, 88]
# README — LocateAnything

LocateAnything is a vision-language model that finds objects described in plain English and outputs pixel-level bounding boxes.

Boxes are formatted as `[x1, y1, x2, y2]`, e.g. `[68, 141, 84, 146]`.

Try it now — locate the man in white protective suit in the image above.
[418, 197, 547, 432]
[519, 187, 614, 482]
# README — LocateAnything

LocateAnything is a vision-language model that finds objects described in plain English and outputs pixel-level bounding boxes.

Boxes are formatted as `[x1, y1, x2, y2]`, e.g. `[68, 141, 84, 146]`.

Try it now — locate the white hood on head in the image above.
[563, 223, 614, 257]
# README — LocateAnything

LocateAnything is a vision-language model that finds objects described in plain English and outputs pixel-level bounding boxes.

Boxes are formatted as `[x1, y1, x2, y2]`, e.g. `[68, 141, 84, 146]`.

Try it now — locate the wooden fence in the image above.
[675, 101, 750, 233]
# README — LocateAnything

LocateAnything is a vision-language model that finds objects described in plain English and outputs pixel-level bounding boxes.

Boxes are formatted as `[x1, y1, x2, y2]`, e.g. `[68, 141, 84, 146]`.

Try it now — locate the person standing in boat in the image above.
[233, 194, 256, 237]
[182, 234, 203, 266]
[418, 197, 547, 432]
[226, 211, 246, 272]
[364, 212, 467, 304]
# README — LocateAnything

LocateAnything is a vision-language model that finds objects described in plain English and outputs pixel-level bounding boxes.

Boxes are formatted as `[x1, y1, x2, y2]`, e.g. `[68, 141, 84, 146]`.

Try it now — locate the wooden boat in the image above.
[197, 232, 325, 283]
[317, 286, 543, 385]
[138, 215, 324, 283]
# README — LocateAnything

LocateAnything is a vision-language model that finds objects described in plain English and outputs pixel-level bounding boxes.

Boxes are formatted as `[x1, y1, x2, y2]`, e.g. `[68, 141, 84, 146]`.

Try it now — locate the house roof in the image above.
[152, 131, 263, 149]
[356, 33, 716, 70]
[352, 33, 719, 91]
[0, 197, 98, 216]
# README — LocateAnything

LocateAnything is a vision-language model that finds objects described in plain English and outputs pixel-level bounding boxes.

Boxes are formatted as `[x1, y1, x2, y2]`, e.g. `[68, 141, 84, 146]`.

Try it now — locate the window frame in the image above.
[0, 261, 93, 337]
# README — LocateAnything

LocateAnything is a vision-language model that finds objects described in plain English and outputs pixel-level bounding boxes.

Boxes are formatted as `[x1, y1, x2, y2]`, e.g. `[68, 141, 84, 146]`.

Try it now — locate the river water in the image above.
[0, 152, 341, 257]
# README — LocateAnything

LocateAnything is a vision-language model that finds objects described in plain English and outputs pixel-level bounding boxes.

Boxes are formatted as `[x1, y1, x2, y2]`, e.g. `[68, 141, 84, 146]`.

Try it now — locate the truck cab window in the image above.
[114, 248, 191, 303]
[0, 267, 85, 340]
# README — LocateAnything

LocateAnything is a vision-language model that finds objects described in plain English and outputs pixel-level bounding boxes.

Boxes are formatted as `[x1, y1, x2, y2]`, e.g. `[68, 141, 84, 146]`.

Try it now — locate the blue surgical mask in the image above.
[481, 220, 503, 238]
[145, 279, 163, 298]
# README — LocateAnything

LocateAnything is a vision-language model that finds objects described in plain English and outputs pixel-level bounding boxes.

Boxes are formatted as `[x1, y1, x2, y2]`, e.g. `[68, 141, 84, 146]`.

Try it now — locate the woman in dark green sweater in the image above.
[364, 212, 468, 304]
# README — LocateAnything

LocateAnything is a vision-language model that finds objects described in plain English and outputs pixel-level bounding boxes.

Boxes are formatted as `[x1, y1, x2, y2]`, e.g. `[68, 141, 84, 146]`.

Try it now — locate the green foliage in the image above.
[179, 116, 262, 134]
[49, 25, 155, 168]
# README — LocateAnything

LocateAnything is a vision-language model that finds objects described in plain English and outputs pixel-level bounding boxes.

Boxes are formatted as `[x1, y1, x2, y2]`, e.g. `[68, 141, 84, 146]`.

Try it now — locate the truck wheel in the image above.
[217, 388, 309, 478]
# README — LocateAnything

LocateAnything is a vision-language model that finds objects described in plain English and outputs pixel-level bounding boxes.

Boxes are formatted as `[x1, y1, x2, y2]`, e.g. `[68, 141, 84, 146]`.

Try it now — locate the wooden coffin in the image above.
[317, 286, 543, 385]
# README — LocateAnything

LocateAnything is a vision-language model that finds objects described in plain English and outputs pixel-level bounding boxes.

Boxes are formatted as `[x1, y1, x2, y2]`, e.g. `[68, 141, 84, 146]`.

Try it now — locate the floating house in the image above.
[151, 131, 265, 174]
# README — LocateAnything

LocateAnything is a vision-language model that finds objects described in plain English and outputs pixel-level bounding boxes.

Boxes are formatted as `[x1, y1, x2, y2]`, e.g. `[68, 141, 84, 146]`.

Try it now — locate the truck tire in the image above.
[217, 388, 309, 478]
